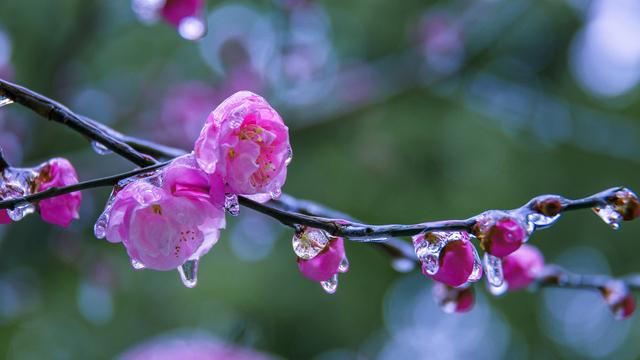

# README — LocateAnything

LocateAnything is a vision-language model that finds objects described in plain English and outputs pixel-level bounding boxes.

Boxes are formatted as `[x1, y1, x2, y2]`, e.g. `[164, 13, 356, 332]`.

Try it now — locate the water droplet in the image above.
[487, 281, 508, 296]
[7, 202, 35, 221]
[178, 16, 206, 40]
[131, 259, 145, 270]
[414, 233, 448, 275]
[467, 245, 483, 283]
[94, 189, 119, 239]
[320, 273, 338, 294]
[285, 146, 293, 165]
[526, 212, 561, 233]
[338, 256, 349, 273]
[0, 96, 13, 108]
[292, 227, 330, 259]
[224, 193, 240, 216]
[391, 258, 416, 273]
[131, 0, 164, 23]
[483, 253, 505, 291]
[177, 259, 199, 288]
[269, 188, 282, 200]
[91, 141, 112, 155]
[422, 253, 440, 275]
[593, 205, 623, 230]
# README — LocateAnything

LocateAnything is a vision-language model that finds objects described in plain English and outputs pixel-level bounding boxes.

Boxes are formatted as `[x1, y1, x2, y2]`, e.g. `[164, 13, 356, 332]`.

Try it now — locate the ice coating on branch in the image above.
[592, 188, 640, 230]
[475, 214, 528, 258]
[194, 91, 291, 198]
[98, 154, 225, 273]
[502, 244, 545, 291]
[35, 158, 82, 227]
[413, 231, 481, 288]
[292, 226, 330, 260]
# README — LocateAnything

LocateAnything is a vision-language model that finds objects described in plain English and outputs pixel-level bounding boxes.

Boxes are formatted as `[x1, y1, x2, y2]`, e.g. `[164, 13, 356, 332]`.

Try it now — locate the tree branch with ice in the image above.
[0, 78, 639, 318]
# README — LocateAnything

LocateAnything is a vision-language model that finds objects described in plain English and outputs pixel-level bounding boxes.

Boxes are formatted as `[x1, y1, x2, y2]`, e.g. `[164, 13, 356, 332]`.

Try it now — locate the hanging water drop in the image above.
[526, 212, 561, 233]
[178, 16, 206, 40]
[224, 193, 240, 216]
[91, 141, 113, 155]
[320, 273, 338, 294]
[285, 146, 293, 165]
[338, 256, 349, 273]
[487, 281, 508, 296]
[7, 202, 34, 221]
[131, 259, 145, 270]
[422, 253, 440, 275]
[93, 214, 108, 239]
[178, 259, 199, 288]
[0, 96, 13, 108]
[483, 253, 505, 289]
[269, 188, 282, 200]
[467, 245, 483, 283]
[292, 227, 330, 259]
[391, 258, 416, 273]
[593, 205, 623, 230]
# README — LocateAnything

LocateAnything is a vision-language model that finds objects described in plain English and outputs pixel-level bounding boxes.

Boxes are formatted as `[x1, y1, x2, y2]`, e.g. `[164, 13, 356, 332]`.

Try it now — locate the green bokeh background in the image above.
[0, 0, 639, 359]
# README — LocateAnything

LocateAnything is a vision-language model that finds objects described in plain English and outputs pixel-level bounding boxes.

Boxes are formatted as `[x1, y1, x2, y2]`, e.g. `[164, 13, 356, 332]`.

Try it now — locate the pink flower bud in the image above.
[477, 217, 527, 258]
[432, 282, 475, 314]
[194, 91, 291, 197]
[298, 237, 346, 282]
[161, 0, 204, 27]
[600, 281, 636, 320]
[428, 237, 476, 287]
[35, 158, 82, 227]
[103, 156, 225, 271]
[502, 244, 544, 291]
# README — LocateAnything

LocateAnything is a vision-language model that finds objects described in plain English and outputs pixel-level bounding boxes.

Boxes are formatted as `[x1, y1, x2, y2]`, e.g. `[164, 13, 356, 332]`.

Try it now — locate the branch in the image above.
[2, 79, 638, 297]
[538, 265, 640, 291]
[0, 162, 169, 210]
[0, 79, 157, 167]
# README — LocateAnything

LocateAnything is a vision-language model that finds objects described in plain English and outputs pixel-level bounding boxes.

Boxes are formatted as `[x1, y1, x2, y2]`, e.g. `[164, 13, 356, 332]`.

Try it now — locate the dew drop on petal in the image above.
[91, 141, 113, 155]
[391, 258, 416, 273]
[320, 273, 338, 294]
[131, 259, 145, 270]
[423, 253, 440, 275]
[592, 205, 623, 230]
[526, 212, 561, 233]
[224, 193, 240, 216]
[94, 190, 118, 239]
[338, 256, 349, 273]
[269, 188, 282, 200]
[292, 227, 330, 259]
[0, 96, 13, 108]
[483, 253, 505, 289]
[285, 146, 293, 166]
[178, 16, 206, 40]
[178, 259, 199, 288]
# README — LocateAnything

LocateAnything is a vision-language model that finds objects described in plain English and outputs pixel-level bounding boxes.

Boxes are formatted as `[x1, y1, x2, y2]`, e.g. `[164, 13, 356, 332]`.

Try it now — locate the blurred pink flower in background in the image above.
[502, 244, 544, 291]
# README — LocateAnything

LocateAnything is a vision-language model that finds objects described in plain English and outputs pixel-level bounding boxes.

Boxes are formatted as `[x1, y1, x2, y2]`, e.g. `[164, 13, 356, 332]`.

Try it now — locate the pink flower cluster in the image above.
[413, 214, 542, 313]
[1, 157, 82, 227]
[100, 92, 291, 273]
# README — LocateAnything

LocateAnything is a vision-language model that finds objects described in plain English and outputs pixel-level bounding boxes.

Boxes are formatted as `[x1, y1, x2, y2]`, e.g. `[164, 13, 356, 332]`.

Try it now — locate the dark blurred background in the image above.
[0, 0, 640, 358]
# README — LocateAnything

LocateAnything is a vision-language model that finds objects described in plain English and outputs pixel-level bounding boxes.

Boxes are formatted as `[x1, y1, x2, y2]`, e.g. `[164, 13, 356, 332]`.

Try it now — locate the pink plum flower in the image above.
[35, 158, 82, 227]
[413, 231, 481, 288]
[103, 155, 225, 271]
[475, 215, 528, 258]
[194, 91, 291, 198]
[502, 244, 545, 291]
[298, 237, 346, 282]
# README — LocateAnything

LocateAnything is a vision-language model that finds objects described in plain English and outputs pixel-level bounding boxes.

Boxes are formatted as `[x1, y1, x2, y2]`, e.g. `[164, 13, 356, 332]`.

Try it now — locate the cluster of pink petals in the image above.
[195, 91, 291, 198]
[35, 158, 82, 227]
[298, 237, 346, 282]
[104, 155, 225, 271]
[502, 244, 544, 291]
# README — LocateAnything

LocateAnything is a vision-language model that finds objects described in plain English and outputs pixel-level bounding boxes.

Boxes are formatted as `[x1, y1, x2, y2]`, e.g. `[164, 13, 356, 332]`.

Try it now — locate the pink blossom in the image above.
[104, 156, 225, 271]
[194, 91, 291, 197]
[432, 282, 475, 313]
[427, 236, 476, 287]
[0, 210, 10, 224]
[35, 158, 82, 227]
[161, 0, 204, 27]
[481, 217, 527, 258]
[298, 237, 345, 282]
[502, 244, 544, 291]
